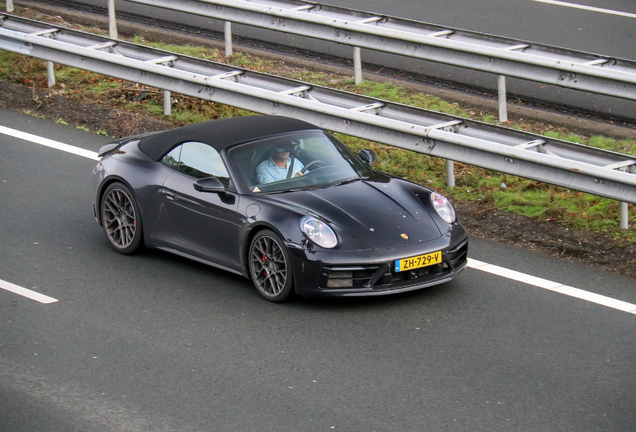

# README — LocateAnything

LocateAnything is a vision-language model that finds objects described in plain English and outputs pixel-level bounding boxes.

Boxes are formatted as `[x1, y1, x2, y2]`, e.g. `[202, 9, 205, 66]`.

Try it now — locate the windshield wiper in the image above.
[269, 186, 318, 194]
[334, 177, 363, 187]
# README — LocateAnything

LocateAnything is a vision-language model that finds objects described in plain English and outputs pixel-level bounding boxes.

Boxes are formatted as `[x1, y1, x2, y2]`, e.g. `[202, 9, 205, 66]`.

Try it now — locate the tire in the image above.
[100, 182, 143, 255]
[248, 229, 294, 302]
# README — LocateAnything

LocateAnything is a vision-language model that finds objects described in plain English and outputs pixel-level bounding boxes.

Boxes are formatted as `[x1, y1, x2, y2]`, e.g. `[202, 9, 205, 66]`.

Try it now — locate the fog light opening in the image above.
[327, 271, 353, 288]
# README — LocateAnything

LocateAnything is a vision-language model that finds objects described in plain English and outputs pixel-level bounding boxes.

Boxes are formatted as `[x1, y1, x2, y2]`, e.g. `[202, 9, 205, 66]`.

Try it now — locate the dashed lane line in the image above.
[0, 279, 58, 304]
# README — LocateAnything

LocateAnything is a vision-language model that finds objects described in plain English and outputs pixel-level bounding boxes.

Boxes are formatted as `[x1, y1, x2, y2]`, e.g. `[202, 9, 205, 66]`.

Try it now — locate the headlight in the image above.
[430, 192, 456, 224]
[300, 216, 338, 249]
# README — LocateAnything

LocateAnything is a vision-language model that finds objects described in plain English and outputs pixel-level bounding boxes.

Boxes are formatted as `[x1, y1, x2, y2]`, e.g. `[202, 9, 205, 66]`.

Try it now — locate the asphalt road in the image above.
[40, 0, 636, 121]
[1, 110, 635, 431]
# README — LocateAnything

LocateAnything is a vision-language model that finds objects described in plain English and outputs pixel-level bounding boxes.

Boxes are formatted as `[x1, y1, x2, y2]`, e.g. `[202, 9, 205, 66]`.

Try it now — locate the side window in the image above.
[160, 146, 182, 170]
[179, 142, 229, 181]
[160, 142, 230, 186]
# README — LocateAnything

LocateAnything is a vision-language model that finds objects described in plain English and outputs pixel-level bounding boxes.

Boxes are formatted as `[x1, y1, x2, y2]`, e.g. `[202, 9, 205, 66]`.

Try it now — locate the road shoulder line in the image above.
[0, 125, 98, 160]
[468, 258, 636, 315]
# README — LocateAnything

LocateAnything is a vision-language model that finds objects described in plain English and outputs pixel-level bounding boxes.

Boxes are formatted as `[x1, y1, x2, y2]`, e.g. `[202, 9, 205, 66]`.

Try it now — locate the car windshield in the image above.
[228, 130, 374, 194]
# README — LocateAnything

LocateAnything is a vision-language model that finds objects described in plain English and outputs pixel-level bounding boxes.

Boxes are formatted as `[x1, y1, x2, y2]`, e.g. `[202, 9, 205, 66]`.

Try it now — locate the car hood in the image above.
[262, 178, 442, 250]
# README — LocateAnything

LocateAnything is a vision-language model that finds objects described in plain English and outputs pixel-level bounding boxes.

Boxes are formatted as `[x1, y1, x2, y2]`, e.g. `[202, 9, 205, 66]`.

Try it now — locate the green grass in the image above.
[1, 5, 634, 240]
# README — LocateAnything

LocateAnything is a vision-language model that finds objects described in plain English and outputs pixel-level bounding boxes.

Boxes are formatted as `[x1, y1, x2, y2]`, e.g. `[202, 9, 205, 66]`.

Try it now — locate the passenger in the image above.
[256, 146, 304, 184]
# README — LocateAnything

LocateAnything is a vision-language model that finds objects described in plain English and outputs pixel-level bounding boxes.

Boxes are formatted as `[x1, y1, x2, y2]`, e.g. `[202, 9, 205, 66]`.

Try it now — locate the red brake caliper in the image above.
[262, 254, 267, 276]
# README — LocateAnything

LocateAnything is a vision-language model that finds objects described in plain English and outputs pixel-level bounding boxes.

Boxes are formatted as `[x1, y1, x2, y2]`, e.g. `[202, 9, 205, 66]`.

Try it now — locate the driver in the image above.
[256, 145, 304, 184]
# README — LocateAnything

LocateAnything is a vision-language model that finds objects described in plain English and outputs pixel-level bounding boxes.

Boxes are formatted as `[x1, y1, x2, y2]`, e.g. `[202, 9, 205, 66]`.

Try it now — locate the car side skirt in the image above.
[155, 246, 247, 278]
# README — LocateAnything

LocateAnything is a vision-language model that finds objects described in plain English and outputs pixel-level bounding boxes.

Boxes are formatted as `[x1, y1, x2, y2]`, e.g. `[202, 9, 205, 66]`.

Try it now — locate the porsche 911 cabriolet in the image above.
[93, 115, 468, 301]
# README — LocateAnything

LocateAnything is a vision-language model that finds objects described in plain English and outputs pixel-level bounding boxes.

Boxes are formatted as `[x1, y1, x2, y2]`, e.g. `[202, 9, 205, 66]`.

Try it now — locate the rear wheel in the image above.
[101, 182, 143, 254]
[249, 230, 294, 302]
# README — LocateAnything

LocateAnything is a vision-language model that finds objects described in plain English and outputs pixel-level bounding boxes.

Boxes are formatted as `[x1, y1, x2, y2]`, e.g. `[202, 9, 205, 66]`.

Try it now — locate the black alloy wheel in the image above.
[101, 182, 143, 254]
[249, 230, 294, 302]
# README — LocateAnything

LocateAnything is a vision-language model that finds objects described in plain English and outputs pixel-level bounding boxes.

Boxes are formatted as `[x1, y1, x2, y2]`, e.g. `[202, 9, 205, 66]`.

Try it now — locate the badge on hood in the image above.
[401, 233, 408, 239]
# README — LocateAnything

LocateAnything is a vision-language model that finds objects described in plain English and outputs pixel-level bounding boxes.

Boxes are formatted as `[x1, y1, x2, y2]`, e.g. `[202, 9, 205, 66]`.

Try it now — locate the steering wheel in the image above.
[300, 160, 327, 174]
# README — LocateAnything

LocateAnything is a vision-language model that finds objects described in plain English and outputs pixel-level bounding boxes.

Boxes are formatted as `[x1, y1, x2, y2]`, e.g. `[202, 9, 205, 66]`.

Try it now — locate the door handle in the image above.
[159, 188, 178, 201]
[159, 189, 201, 206]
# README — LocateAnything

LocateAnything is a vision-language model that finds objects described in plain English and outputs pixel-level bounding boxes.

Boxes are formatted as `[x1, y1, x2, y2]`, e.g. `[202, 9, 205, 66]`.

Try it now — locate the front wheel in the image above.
[101, 182, 143, 255]
[248, 230, 294, 302]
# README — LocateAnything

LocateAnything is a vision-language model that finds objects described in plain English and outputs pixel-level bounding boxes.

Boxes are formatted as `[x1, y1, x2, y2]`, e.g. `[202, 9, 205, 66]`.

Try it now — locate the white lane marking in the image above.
[0, 279, 58, 304]
[0, 125, 98, 160]
[468, 258, 636, 315]
[530, 0, 636, 19]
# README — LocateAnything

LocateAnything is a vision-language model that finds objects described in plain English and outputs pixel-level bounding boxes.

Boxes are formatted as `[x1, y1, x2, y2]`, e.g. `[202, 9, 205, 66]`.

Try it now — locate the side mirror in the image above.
[359, 149, 377, 167]
[193, 177, 225, 193]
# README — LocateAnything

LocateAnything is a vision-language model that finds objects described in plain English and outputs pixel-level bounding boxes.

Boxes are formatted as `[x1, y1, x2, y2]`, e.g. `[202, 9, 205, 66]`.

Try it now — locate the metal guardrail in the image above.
[1, 15, 635, 207]
[123, 0, 636, 104]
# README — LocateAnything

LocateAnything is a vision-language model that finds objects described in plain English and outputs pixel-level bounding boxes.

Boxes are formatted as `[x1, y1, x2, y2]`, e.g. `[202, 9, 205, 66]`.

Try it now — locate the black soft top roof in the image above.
[138, 115, 318, 161]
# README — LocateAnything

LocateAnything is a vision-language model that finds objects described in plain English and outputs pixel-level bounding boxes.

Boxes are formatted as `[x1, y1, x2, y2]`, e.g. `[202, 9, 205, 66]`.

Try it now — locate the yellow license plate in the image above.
[395, 251, 442, 272]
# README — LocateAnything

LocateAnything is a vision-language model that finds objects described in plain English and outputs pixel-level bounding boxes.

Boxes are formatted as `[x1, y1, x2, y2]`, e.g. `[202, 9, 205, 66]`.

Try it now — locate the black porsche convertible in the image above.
[93, 115, 468, 301]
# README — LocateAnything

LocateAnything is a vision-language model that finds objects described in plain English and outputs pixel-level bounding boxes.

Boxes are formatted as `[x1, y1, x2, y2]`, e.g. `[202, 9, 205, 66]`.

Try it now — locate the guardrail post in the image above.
[620, 202, 629, 229]
[498, 75, 508, 122]
[224, 21, 233, 57]
[446, 160, 455, 187]
[163, 90, 171, 115]
[6, 0, 14, 12]
[108, 0, 117, 39]
[47, 61, 55, 87]
[353, 47, 362, 84]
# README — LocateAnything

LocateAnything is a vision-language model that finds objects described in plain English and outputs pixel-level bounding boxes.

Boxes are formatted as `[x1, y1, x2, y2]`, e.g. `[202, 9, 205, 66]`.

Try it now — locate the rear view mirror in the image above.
[359, 149, 377, 167]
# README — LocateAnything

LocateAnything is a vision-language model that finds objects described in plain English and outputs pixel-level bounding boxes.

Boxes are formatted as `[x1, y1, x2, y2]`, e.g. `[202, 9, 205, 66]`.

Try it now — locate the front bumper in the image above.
[289, 236, 468, 297]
